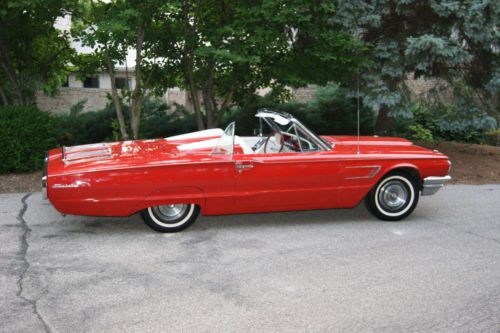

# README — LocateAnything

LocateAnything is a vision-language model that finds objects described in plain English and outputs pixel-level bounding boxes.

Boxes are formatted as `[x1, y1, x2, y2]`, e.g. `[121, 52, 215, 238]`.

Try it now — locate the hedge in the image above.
[0, 106, 60, 173]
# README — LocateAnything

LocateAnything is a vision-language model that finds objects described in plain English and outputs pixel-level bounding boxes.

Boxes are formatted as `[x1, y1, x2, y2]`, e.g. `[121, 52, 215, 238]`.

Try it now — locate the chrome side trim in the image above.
[42, 153, 48, 199]
[422, 175, 451, 196]
[345, 165, 382, 179]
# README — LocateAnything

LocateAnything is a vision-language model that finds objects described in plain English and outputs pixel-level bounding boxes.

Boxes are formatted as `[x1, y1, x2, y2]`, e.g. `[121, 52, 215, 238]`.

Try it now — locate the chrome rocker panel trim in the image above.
[422, 175, 451, 196]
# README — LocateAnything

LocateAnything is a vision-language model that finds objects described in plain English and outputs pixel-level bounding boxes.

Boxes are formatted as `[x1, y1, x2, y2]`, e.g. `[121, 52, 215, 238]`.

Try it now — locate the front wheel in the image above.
[365, 172, 419, 221]
[140, 204, 200, 233]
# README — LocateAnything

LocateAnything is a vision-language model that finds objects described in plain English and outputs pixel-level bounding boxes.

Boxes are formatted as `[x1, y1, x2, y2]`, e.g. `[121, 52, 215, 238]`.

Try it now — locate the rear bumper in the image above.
[422, 175, 451, 196]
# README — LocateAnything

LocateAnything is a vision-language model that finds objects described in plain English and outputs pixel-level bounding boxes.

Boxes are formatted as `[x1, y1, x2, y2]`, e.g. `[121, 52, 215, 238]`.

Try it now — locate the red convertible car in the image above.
[43, 110, 451, 232]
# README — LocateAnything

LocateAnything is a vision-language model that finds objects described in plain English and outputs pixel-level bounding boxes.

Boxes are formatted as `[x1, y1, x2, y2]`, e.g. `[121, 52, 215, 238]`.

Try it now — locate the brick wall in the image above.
[36, 88, 111, 113]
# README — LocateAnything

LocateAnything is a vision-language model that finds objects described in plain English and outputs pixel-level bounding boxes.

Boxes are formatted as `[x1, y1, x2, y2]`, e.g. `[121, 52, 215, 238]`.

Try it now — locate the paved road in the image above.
[1, 185, 499, 333]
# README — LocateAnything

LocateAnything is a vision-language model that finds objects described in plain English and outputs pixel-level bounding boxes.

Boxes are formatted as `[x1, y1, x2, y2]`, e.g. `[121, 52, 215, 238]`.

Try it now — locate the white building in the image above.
[36, 67, 196, 113]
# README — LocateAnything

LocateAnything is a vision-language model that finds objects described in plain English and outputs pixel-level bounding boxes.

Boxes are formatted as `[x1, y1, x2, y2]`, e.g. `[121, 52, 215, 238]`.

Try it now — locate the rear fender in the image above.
[130, 186, 206, 215]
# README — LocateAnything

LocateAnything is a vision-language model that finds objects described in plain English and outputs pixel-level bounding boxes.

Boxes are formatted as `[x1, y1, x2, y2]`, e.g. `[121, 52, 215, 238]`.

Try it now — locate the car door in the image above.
[232, 151, 341, 213]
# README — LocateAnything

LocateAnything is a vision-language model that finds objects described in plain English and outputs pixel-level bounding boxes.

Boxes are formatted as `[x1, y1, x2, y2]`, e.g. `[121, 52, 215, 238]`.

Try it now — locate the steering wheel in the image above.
[263, 132, 284, 153]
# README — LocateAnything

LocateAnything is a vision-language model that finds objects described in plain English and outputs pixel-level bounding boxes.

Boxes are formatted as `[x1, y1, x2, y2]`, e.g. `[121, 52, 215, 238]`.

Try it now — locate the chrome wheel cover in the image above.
[152, 204, 188, 223]
[378, 180, 409, 212]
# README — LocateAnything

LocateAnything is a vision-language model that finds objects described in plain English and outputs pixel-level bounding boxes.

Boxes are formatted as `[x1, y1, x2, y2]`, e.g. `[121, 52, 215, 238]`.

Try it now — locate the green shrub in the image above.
[140, 103, 198, 139]
[301, 84, 375, 135]
[57, 97, 199, 146]
[57, 100, 116, 146]
[393, 100, 497, 144]
[408, 124, 434, 142]
[0, 106, 60, 173]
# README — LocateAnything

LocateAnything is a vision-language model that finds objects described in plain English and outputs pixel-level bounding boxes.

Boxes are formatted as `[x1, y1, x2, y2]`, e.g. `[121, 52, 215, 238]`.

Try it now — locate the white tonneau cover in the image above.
[165, 128, 224, 141]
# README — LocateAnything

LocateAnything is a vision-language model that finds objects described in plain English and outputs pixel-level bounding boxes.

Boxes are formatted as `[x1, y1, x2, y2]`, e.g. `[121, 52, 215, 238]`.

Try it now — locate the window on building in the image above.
[83, 76, 99, 88]
[115, 77, 129, 89]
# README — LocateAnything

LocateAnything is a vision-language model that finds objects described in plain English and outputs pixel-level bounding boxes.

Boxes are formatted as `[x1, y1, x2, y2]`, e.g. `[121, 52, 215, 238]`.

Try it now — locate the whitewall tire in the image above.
[140, 204, 200, 232]
[365, 171, 419, 221]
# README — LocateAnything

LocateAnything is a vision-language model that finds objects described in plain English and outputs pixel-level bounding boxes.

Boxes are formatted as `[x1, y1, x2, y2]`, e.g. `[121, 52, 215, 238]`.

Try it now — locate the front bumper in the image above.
[422, 175, 451, 196]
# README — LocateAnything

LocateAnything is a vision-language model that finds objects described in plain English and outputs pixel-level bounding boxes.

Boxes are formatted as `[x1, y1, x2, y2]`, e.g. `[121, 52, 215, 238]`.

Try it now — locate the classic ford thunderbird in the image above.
[43, 110, 451, 232]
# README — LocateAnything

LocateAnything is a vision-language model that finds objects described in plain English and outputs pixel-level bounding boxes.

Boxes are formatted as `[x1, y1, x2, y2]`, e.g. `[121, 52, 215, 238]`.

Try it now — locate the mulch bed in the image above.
[418, 141, 500, 185]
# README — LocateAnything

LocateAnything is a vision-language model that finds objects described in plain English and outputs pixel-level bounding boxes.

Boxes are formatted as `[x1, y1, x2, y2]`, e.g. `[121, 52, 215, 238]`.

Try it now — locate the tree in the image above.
[0, 0, 76, 106]
[73, 0, 165, 139]
[153, 0, 365, 130]
[333, 0, 499, 133]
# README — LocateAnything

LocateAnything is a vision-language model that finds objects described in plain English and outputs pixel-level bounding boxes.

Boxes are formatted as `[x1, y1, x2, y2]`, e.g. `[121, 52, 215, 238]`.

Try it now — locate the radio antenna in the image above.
[356, 70, 361, 155]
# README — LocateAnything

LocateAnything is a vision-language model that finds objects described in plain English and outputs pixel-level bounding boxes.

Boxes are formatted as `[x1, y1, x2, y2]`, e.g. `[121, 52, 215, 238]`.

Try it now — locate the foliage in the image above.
[72, 0, 167, 139]
[223, 84, 375, 136]
[140, 105, 198, 139]
[0, 0, 77, 106]
[57, 101, 116, 146]
[393, 100, 497, 144]
[152, 0, 366, 129]
[57, 97, 197, 146]
[221, 91, 286, 135]
[300, 84, 375, 135]
[408, 124, 433, 142]
[332, 0, 500, 132]
[0, 106, 60, 173]
[431, 104, 496, 143]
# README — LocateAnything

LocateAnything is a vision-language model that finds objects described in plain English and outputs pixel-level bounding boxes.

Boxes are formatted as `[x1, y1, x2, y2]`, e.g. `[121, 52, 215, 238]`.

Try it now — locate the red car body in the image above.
[44, 120, 451, 219]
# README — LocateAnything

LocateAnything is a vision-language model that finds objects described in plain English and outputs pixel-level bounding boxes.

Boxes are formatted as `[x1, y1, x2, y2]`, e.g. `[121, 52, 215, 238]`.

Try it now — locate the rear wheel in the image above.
[365, 171, 419, 221]
[140, 204, 200, 233]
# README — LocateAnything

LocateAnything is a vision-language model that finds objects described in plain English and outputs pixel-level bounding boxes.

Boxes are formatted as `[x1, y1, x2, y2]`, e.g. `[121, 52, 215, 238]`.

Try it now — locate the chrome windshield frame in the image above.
[290, 118, 332, 151]
[256, 109, 332, 151]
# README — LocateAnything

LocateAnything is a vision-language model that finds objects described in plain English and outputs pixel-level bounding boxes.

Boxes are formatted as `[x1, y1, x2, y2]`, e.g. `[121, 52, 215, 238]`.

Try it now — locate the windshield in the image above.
[294, 118, 332, 150]
[211, 122, 235, 156]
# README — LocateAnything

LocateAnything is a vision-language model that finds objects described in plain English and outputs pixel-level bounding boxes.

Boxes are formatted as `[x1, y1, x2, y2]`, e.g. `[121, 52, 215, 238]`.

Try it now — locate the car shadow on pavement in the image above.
[54, 203, 377, 235]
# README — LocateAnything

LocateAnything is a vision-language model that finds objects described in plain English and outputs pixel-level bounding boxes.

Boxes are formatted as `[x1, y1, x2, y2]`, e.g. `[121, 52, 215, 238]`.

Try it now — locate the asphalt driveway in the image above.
[1, 185, 499, 332]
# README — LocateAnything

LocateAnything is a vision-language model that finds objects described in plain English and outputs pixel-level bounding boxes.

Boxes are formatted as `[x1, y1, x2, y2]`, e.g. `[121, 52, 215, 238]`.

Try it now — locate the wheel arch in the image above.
[129, 186, 207, 215]
[383, 164, 422, 189]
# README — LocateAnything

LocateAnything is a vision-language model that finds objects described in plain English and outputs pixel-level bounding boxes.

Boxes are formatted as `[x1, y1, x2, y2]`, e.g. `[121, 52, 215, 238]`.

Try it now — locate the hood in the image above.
[324, 135, 445, 157]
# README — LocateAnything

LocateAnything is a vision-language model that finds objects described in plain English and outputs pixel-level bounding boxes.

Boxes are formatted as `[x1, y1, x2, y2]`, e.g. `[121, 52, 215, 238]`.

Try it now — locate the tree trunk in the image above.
[206, 110, 218, 128]
[130, 27, 145, 139]
[374, 76, 399, 135]
[0, 84, 8, 106]
[374, 106, 394, 135]
[203, 61, 219, 128]
[0, 38, 25, 106]
[202, 86, 217, 128]
[182, 0, 205, 130]
[105, 54, 129, 140]
[186, 69, 205, 130]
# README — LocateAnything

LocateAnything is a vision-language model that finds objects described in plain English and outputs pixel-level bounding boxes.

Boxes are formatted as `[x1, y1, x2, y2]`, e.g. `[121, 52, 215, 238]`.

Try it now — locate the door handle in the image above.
[235, 162, 254, 172]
